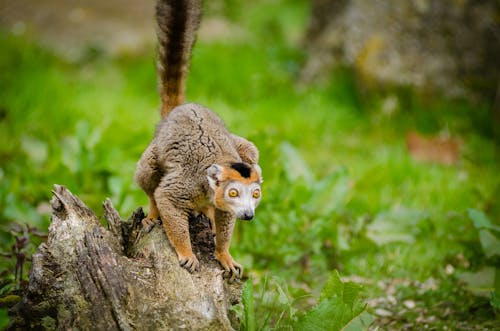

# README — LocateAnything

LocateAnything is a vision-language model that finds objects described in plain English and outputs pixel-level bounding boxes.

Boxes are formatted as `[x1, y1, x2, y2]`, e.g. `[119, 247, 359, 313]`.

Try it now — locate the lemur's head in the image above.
[207, 162, 262, 220]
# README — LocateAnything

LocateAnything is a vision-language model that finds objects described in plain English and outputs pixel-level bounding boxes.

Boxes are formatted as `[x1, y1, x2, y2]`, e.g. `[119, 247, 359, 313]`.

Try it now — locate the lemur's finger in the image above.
[229, 269, 239, 283]
[179, 257, 189, 267]
[222, 270, 232, 279]
[231, 268, 238, 281]
[220, 262, 230, 272]
[234, 264, 243, 278]
[222, 269, 234, 282]
[179, 255, 200, 273]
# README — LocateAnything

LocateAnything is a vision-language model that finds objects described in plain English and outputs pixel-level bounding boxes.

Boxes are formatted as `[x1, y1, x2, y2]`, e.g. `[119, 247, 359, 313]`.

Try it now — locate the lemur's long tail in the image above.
[156, 0, 201, 118]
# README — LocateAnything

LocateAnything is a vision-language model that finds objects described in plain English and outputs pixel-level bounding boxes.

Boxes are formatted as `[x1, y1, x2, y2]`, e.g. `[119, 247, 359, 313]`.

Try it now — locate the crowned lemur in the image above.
[135, 0, 263, 281]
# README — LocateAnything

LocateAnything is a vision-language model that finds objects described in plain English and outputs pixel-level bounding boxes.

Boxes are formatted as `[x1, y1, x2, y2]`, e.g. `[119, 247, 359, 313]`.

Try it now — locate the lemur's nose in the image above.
[241, 212, 254, 221]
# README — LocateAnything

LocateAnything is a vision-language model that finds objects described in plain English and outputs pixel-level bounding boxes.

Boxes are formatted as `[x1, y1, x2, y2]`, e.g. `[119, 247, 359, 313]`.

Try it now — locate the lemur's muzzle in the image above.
[239, 211, 254, 221]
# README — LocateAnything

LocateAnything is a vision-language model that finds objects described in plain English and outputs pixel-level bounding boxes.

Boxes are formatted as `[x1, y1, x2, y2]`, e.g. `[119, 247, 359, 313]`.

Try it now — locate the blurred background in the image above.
[0, 0, 499, 329]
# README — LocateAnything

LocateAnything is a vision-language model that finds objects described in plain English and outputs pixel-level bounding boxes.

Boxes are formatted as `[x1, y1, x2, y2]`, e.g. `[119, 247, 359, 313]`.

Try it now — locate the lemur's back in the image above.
[154, 103, 241, 176]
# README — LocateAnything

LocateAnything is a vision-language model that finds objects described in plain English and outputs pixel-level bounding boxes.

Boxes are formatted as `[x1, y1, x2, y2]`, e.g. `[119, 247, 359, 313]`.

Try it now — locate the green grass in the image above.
[1, 0, 500, 329]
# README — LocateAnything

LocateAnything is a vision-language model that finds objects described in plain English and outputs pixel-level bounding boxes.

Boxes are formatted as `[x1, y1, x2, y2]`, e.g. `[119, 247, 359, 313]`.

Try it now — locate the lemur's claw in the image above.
[222, 265, 242, 283]
[235, 264, 243, 277]
[141, 217, 160, 232]
[217, 253, 243, 283]
[222, 269, 240, 283]
[179, 255, 200, 273]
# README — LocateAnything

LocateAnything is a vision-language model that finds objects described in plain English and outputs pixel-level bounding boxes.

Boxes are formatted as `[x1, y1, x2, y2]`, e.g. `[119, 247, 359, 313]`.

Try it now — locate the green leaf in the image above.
[21, 136, 48, 165]
[280, 142, 313, 183]
[320, 270, 343, 302]
[342, 311, 374, 331]
[320, 270, 363, 306]
[306, 168, 350, 216]
[61, 136, 81, 173]
[242, 280, 255, 331]
[479, 230, 500, 258]
[295, 270, 366, 331]
[492, 290, 500, 309]
[75, 120, 102, 149]
[366, 206, 426, 245]
[468, 209, 500, 232]
[342, 281, 362, 309]
[294, 298, 366, 331]
[458, 267, 495, 296]
[294, 297, 344, 331]
[108, 176, 124, 198]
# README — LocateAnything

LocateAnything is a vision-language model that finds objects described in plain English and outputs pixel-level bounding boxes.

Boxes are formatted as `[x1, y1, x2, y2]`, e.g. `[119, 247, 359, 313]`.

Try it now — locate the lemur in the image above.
[134, 0, 262, 280]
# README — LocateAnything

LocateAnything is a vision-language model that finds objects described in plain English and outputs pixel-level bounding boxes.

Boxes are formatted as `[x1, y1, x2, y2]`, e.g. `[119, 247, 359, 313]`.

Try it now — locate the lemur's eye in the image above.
[252, 189, 261, 199]
[228, 188, 239, 198]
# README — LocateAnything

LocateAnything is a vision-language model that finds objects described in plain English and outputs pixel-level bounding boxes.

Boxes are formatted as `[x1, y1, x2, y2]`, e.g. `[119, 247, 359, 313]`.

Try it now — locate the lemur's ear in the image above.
[253, 164, 263, 183]
[207, 164, 224, 189]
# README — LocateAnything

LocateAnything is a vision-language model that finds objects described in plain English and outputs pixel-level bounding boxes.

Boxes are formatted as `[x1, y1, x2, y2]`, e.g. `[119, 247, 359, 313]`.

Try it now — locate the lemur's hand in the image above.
[142, 202, 161, 232]
[179, 253, 200, 273]
[215, 250, 242, 283]
[141, 217, 160, 232]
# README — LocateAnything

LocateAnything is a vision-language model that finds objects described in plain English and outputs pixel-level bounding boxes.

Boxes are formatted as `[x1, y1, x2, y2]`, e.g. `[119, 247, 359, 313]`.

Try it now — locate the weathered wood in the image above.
[8, 185, 242, 330]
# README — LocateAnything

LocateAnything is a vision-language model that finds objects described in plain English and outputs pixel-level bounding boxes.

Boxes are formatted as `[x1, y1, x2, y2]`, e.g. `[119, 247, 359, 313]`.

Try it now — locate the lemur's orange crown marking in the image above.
[219, 163, 260, 184]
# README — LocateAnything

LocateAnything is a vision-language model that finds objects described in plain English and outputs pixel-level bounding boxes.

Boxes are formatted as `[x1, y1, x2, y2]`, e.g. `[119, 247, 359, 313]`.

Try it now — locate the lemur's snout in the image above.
[240, 211, 254, 221]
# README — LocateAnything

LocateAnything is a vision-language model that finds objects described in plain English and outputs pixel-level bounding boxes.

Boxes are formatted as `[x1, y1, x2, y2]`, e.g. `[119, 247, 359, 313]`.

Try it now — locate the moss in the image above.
[0, 295, 21, 308]
[40, 316, 56, 330]
[72, 294, 88, 311]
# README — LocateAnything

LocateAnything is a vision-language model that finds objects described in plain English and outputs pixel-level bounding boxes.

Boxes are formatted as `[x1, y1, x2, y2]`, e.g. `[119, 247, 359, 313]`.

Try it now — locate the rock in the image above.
[302, 0, 500, 100]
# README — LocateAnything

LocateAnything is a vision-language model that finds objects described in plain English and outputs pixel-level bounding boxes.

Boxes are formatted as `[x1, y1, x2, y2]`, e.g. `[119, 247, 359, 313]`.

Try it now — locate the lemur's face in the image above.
[207, 163, 262, 220]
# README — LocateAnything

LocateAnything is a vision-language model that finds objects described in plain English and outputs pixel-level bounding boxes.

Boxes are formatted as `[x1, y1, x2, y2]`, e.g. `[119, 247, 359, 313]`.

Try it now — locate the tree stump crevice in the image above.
[8, 185, 242, 330]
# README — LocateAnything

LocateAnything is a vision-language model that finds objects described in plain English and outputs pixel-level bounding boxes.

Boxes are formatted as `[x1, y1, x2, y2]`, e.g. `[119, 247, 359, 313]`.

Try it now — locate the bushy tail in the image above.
[156, 0, 201, 118]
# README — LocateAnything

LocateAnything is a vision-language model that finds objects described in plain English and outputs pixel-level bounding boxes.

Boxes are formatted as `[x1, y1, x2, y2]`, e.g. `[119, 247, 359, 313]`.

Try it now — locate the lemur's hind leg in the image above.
[154, 174, 200, 273]
[135, 145, 163, 228]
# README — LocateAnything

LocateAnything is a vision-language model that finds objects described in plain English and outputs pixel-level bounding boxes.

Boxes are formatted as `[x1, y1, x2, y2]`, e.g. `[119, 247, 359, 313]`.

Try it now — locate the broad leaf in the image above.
[343, 311, 375, 331]
[366, 206, 426, 245]
[491, 290, 500, 309]
[306, 168, 350, 216]
[294, 298, 348, 331]
[280, 142, 314, 183]
[468, 209, 500, 232]
[458, 267, 495, 296]
[295, 270, 366, 331]
[320, 270, 344, 302]
[479, 230, 500, 258]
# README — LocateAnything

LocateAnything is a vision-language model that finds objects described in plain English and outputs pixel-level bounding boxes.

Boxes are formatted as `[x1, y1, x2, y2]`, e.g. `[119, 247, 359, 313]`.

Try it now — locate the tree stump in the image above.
[8, 185, 242, 330]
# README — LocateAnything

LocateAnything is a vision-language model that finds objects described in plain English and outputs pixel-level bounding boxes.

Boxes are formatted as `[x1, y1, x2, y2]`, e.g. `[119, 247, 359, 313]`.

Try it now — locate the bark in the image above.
[8, 185, 242, 330]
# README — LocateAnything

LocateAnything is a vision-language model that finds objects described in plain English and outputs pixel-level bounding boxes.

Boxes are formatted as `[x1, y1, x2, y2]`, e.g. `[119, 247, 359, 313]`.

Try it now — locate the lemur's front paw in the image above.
[141, 217, 160, 232]
[215, 251, 243, 283]
[179, 254, 200, 273]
